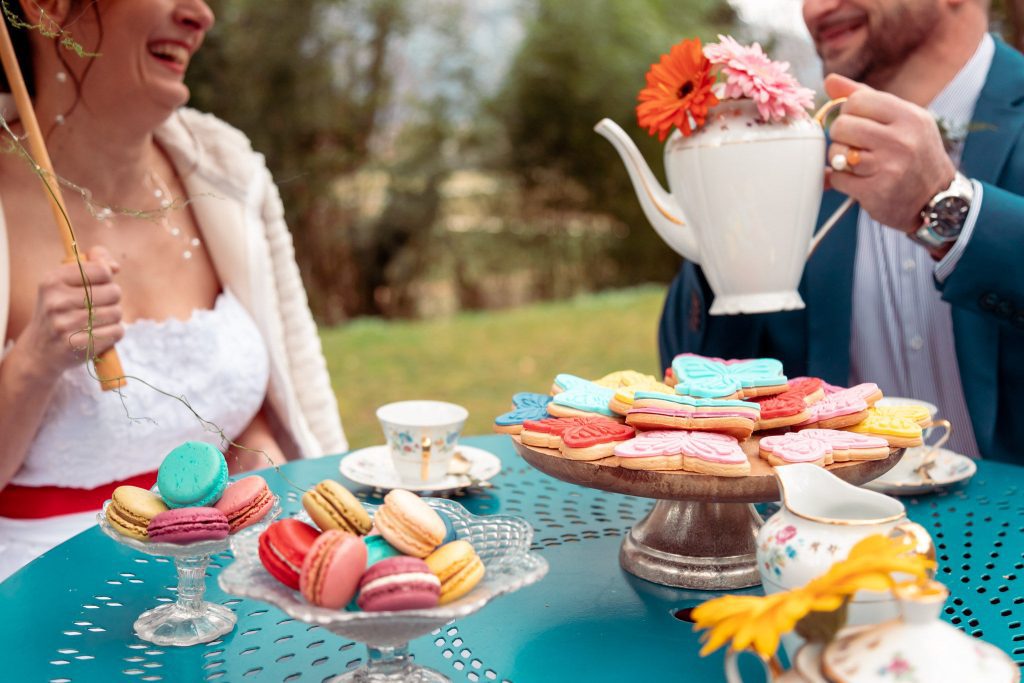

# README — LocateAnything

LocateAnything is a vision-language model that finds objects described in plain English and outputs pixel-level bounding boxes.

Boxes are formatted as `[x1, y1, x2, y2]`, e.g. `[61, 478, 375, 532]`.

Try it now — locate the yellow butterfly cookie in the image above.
[869, 404, 932, 427]
[608, 381, 676, 416]
[847, 412, 923, 448]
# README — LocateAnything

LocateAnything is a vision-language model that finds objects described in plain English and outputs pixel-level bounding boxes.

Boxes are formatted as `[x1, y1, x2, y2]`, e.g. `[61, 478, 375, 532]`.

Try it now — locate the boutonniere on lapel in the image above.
[934, 116, 997, 154]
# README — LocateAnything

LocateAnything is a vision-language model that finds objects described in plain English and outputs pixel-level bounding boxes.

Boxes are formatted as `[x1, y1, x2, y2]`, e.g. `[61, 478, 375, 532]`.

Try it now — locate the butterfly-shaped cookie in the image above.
[614, 430, 749, 476]
[548, 375, 618, 419]
[671, 354, 787, 399]
[493, 392, 553, 434]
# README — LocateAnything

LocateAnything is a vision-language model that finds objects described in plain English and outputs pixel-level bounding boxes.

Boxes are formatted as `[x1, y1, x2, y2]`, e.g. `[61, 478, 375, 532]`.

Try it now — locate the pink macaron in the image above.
[300, 530, 368, 608]
[356, 556, 441, 612]
[214, 475, 274, 533]
[147, 507, 230, 544]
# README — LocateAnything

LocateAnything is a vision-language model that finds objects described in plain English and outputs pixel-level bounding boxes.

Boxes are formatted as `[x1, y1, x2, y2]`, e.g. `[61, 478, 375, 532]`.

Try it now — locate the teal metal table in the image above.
[1, 435, 1021, 682]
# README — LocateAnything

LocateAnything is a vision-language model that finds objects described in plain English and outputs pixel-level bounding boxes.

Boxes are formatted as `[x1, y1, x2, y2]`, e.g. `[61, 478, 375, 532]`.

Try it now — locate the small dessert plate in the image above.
[340, 444, 502, 492]
[865, 447, 977, 496]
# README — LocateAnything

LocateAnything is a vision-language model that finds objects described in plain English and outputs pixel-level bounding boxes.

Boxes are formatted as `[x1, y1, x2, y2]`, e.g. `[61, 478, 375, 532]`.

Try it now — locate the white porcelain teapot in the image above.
[726, 581, 1020, 683]
[757, 464, 933, 628]
[595, 99, 850, 315]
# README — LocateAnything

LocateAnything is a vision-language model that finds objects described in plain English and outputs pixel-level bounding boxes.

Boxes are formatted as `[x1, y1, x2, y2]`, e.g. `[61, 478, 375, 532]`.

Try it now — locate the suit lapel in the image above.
[949, 37, 1024, 452]
[804, 189, 859, 383]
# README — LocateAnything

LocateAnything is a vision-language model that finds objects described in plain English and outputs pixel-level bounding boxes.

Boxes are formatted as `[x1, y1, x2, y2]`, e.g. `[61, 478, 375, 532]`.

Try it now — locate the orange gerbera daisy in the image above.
[637, 38, 719, 141]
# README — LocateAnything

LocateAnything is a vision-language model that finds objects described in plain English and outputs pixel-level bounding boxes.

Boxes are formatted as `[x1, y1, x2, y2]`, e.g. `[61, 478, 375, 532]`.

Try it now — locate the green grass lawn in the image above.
[320, 285, 667, 450]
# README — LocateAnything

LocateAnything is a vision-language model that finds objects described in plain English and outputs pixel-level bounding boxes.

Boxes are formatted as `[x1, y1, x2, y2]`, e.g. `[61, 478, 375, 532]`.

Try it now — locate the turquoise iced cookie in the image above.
[156, 441, 229, 509]
[495, 392, 552, 427]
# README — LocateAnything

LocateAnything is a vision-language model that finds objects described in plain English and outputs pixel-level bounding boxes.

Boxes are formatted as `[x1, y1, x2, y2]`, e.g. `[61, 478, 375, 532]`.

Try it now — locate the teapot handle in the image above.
[889, 521, 937, 576]
[725, 650, 787, 683]
[807, 98, 857, 259]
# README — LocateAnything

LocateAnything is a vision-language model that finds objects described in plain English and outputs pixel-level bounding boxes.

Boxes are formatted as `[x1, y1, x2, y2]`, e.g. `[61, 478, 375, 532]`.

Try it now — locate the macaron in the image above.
[300, 530, 368, 608]
[425, 540, 485, 605]
[365, 534, 402, 566]
[356, 556, 441, 612]
[156, 441, 229, 508]
[302, 480, 372, 535]
[373, 489, 447, 558]
[259, 518, 322, 590]
[214, 475, 274, 533]
[147, 507, 230, 544]
[106, 486, 169, 540]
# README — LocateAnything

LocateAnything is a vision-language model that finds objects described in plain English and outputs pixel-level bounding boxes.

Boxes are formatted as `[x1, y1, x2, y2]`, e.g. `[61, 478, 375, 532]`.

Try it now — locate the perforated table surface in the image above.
[2, 435, 1021, 683]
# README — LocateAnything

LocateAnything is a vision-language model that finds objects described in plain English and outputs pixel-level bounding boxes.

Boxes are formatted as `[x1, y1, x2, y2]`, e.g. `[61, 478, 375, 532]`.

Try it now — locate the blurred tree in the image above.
[991, 0, 1024, 52]
[188, 0, 411, 323]
[491, 0, 736, 287]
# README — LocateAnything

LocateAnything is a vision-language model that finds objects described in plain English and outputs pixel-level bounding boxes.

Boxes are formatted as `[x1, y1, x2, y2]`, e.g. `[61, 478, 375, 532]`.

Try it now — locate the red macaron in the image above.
[215, 475, 274, 533]
[259, 518, 321, 590]
[300, 530, 368, 609]
[356, 556, 441, 612]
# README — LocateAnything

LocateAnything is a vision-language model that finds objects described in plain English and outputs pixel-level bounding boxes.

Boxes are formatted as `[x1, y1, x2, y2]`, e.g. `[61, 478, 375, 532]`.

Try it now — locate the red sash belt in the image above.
[0, 470, 159, 519]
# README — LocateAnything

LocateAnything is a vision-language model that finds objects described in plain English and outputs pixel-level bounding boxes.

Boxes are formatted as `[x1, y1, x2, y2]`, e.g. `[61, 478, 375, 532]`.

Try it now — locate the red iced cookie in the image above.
[559, 421, 636, 462]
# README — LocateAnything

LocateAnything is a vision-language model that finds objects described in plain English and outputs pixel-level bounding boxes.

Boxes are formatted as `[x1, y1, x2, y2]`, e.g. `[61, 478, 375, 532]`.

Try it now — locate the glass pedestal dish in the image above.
[218, 499, 548, 683]
[98, 497, 280, 646]
[511, 436, 902, 590]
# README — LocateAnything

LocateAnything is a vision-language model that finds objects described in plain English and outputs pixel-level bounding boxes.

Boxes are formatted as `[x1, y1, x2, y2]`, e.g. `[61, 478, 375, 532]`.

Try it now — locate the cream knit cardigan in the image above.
[0, 106, 348, 459]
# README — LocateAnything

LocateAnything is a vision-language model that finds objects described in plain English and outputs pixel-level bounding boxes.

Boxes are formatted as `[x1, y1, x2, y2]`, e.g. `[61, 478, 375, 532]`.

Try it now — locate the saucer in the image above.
[339, 444, 502, 492]
[865, 447, 976, 496]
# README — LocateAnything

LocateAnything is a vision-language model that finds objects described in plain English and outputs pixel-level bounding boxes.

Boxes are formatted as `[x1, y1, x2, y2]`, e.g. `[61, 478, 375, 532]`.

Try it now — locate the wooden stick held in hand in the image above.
[0, 18, 125, 390]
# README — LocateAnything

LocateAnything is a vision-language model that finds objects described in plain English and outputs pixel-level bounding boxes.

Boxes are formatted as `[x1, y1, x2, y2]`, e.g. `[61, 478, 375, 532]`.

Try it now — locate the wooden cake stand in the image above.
[510, 435, 903, 591]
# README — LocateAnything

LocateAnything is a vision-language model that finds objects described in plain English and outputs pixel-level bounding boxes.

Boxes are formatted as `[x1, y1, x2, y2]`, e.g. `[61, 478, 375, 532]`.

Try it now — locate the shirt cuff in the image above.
[935, 179, 983, 283]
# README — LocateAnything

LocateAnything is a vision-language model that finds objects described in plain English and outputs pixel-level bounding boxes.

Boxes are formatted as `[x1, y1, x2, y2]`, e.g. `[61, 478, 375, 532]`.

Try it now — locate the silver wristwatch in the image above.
[911, 171, 974, 249]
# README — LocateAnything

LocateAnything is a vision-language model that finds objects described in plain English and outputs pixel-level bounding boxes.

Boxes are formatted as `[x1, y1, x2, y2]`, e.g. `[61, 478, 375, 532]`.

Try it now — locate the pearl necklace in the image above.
[88, 170, 203, 261]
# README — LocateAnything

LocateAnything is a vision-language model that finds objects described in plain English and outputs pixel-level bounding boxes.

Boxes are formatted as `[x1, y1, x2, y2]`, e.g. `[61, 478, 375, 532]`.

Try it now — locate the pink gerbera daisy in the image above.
[704, 35, 815, 122]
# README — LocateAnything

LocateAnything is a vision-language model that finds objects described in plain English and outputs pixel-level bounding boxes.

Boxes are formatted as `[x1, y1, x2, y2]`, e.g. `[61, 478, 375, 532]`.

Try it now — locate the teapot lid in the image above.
[819, 582, 1019, 683]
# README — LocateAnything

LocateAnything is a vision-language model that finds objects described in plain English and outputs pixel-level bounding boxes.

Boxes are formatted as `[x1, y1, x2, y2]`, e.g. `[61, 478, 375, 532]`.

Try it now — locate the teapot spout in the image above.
[594, 118, 700, 263]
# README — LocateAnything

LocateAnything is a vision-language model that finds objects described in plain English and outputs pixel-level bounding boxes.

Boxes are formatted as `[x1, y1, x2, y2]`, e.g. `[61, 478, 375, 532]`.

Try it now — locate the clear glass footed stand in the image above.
[219, 499, 548, 683]
[98, 497, 281, 647]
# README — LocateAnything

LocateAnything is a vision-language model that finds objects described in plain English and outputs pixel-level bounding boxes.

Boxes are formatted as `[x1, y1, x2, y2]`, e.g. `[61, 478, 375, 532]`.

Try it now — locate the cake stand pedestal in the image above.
[511, 436, 902, 590]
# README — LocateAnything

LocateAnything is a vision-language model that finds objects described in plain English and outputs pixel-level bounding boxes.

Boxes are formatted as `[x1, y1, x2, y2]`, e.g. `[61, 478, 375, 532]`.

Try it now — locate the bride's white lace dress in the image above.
[0, 291, 268, 579]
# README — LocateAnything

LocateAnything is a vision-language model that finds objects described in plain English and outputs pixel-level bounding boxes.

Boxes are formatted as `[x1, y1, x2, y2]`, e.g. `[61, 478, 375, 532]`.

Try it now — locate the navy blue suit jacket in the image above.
[657, 38, 1024, 463]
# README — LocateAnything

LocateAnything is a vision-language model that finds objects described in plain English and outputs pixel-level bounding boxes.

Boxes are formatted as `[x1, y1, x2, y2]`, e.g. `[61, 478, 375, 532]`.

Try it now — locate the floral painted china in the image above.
[864, 447, 976, 496]
[339, 444, 501, 493]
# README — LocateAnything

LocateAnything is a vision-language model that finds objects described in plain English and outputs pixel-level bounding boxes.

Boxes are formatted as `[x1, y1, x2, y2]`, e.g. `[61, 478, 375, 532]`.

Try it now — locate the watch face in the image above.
[929, 197, 969, 238]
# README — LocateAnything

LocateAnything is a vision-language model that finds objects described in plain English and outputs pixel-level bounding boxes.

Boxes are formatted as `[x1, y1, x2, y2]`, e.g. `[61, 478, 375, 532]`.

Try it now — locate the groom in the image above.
[657, 0, 1024, 462]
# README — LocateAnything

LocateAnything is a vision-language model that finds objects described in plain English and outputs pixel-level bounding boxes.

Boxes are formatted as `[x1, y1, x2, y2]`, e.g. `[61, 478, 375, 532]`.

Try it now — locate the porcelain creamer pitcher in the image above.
[757, 464, 933, 628]
[595, 99, 850, 315]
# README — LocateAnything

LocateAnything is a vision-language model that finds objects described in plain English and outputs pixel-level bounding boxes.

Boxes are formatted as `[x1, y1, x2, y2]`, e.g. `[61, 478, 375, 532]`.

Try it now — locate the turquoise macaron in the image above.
[156, 441, 229, 509]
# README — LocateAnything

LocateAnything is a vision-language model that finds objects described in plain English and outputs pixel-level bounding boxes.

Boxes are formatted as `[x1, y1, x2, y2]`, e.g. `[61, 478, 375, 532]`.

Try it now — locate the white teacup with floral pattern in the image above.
[377, 401, 468, 485]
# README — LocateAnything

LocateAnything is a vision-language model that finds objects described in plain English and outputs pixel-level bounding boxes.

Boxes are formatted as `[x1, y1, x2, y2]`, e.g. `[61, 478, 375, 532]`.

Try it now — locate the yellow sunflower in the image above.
[692, 534, 936, 659]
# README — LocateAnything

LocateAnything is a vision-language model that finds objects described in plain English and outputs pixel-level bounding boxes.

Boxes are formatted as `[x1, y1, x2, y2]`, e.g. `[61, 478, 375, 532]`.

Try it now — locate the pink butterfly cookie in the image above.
[614, 430, 750, 477]
[795, 385, 874, 430]
[759, 432, 833, 467]
[799, 428, 891, 461]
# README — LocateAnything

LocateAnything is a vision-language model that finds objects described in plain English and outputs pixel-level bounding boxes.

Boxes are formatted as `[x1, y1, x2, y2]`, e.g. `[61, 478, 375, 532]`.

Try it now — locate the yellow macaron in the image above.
[425, 540, 485, 605]
[106, 485, 169, 540]
[302, 480, 372, 535]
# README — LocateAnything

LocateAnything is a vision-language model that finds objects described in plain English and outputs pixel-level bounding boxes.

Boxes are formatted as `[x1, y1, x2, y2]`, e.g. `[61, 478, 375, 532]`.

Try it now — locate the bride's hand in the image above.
[19, 246, 124, 377]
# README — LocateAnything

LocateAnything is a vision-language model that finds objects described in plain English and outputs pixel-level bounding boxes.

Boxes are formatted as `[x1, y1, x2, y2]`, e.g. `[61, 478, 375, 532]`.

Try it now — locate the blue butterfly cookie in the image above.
[494, 392, 553, 434]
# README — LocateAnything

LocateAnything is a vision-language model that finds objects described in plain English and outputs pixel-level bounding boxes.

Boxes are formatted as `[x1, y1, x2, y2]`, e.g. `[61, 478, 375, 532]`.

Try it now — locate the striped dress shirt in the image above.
[848, 34, 994, 458]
